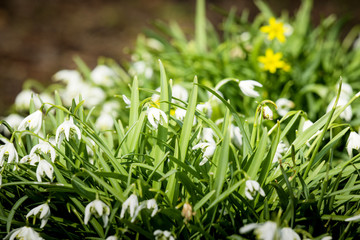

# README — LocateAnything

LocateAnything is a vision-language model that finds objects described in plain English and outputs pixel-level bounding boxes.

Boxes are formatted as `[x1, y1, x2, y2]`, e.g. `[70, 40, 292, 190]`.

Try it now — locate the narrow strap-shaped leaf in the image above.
[7, 196, 28, 233]
[129, 76, 139, 126]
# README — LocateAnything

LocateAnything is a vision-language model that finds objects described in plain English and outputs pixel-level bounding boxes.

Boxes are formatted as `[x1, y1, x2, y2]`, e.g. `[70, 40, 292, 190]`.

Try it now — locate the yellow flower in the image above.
[258, 49, 289, 73]
[260, 17, 286, 43]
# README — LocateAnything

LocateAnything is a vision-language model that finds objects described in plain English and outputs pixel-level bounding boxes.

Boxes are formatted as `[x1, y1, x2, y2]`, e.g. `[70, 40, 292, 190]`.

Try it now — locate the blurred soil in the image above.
[0, 0, 359, 115]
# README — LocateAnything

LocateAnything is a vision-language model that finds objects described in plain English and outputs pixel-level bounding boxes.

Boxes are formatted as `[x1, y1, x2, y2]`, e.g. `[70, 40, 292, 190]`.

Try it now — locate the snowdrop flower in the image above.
[245, 180, 265, 200]
[172, 85, 188, 105]
[14, 89, 36, 111]
[276, 98, 295, 117]
[95, 112, 114, 131]
[196, 102, 212, 118]
[20, 154, 41, 166]
[239, 80, 263, 98]
[345, 213, 360, 222]
[0, 142, 18, 167]
[280, 227, 301, 240]
[1, 114, 24, 135]
[338, 82, 353, 99]
[346, 132, 360, 158]
[91, 65, 117, 87]
[0, 172, 2, 186]
[36, 160, 54, 182]
[272, 141, 287, 163]
[55, 117, 81, 146]
[26, 202, 51, 228]
[6, 226, 44, 240]
[326, 97, 352, 122]
[230, 124, 242, 149]
[120, 194, 139, 219]
[153, 230, 175, 240]
[81, 85, 106, 108]
[102, 101, 120, 114]
[132, 198, 159, 222]
[106, 236, 118, 240]
[18, 110, 43, 134]
[84, 199, 110, 227]
[122, 95, 131, 108]
[240, 221, 300, 240]
[201, 127, 216, 144]
[192, 142, 216, 165]
[147, 107, 168, 129]
[53, 69, 83, 84]
[174, 108, 197, 126]
[30, 141, 56, 163]
[131, 61, 153, 79]
[262, 106, 273, 120]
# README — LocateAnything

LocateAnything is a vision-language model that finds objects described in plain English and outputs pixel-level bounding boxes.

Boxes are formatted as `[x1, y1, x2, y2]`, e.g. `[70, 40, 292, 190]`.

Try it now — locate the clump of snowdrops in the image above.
[1, 0, 360, 239]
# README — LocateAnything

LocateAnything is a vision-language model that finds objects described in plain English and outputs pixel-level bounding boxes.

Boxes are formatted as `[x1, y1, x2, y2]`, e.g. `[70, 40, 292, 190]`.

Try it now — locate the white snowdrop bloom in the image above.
[262, 106, 273, 120]
[280, 227, 301, 240]
[201, 127, 216, 144]
[192, 142, 216, 166]
[230, 124, 243, 149]
[1, 114, 24, 135]
[84, 199, 110, 227]
[53, 69, 83, 84]
[326, 97, 352, 122]
[239, 80, 263, 98]
[26, 202, 51, 228]
[174, 108, 197, 125]
[245, 180, 265, 200]
[254, 221, 278, 240]
[301, 120, 322, 146]
[20, 154, 41, 166]
[30, 141, 56, 163]
[131, 61, 153, 79]
[14, 89, 35, 111]
[145, 199, 159, 217]
[272, 141, 287, 163]
[345, 213, 360, 222]
[240, 31, 251, 42]
[147, 107, 168, 129]
[196, 102, 212, 118]
[0, 173, 2, 186]
[106, 236, 118, 240]
[18, 110, 43, 134]
[302, 120, 313, 132]
[95, 112, 114, 131]
[120, 194, 139, 219]
[102, 101, 120, 114]
[122, 95, 131, 108]
[55, 117, 81, 146]
[172, 84, 188, 105]
[284, 23, 294, 36]
[132, 198, 159, 222]
[276, 98, 295, 117]
[0, 142, 18, 167]
[346, 132, 360, 158]
[6, 226, 44, 240]
[151, 87, 161, 105]
[81, 85, 106, 108]
[36, 160, 54, 182]
[91, 65, 117, 87]
[320, 237, 332, 240]
[153, 230, 175, 240]
[240, 221, 277, 240]
[337, 82, 353, 99]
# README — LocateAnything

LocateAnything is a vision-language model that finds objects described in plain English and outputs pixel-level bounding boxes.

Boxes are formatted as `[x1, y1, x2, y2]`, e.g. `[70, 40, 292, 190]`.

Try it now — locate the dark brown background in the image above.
[0, 0, 359, 115]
